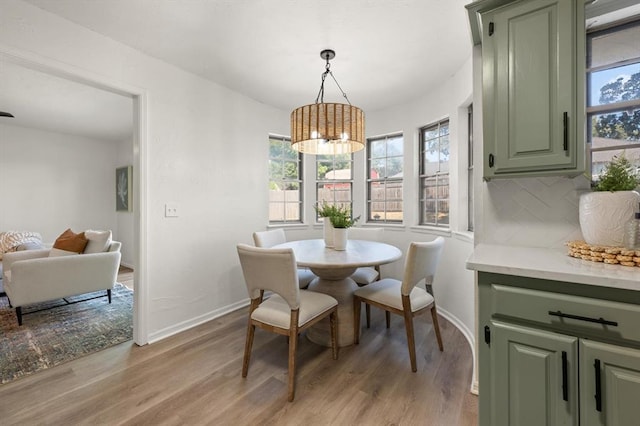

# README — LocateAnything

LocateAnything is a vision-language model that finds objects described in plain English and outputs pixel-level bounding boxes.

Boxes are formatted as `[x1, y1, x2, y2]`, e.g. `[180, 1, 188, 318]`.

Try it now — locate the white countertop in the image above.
[466, 244, 640, 291]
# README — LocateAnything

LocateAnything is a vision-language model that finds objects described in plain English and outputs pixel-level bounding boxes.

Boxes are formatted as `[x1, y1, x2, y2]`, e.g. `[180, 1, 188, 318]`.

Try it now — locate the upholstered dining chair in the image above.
[253, 229, 317, 289]
[353, 237, 445, 372]
[347, 227, 384, 286]
[236, 243, 339, 402]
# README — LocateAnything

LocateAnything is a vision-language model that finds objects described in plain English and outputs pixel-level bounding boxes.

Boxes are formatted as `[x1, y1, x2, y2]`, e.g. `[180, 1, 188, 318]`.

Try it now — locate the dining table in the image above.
[273, 238, 402, 347]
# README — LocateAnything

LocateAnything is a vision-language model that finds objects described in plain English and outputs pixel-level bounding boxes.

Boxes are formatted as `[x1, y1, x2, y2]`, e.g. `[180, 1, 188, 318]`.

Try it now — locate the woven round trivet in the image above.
[566, 241, 640, 267]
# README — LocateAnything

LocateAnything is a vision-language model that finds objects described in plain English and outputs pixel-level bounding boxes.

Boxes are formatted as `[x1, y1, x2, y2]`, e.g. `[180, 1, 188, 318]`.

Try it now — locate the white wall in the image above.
[0, 123, 119, 243]
[2, 0, 286, 341]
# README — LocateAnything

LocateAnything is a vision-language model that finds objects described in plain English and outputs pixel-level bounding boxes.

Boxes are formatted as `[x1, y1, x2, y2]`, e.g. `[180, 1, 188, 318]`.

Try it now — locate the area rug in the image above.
[0, 283, 133, 384]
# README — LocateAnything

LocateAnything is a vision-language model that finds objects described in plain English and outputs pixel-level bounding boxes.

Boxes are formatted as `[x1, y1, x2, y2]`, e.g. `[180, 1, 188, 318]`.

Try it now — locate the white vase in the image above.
[579, 190, 640, 246]
[323, 218, 334, 248]
[333, 228, 348, 251]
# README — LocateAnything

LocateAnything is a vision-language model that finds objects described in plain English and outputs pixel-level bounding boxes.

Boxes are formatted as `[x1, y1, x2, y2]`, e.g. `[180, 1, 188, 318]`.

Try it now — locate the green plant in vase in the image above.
[329, 205, 360, 251]
[593, 154, 639, 192]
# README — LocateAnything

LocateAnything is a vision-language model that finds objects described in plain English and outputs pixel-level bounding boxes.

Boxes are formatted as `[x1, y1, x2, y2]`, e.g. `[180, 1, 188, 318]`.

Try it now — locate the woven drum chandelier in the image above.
[291, 49, 365, 155]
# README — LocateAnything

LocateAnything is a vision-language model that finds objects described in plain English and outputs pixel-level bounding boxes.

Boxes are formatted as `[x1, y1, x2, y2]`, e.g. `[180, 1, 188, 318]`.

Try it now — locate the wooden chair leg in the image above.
[431, 305, 444, 351]
[402, 296, 417, 372]
[385, 311, 391, 328]
[288, 323, 299, 401]
[330, 309, 339, 359]
[365, 304, 371, 328]
[242, 322, 255, 378]
[353, 296, 361, 345]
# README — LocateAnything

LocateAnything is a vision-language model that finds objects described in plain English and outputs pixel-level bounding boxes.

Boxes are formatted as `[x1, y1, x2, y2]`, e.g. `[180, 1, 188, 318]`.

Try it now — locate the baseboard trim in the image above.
[147, 298, 250, 344]
[437, 306, 478, 395]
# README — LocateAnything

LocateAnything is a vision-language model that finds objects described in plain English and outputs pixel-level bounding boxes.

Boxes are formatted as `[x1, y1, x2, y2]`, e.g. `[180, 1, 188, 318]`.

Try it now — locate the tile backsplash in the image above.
[481, 175, 591, 249]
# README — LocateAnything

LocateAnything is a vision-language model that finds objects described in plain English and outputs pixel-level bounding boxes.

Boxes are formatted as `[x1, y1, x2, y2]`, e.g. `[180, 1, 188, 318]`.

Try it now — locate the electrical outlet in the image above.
[165, 203, 179, 217]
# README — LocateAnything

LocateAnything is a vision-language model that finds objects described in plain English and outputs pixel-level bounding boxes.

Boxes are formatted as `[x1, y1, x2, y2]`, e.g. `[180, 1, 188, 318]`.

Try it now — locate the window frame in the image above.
[467, 105, 474, 232]
[268, 135, 304, 224]
[366, 133, 404, 224]
[419, 118, 451, 228]
[586, 18, 640, 180]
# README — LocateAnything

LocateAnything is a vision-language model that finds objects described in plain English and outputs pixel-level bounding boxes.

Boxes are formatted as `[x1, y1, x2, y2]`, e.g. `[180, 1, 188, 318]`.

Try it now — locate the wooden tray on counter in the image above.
[566, 240, 640, 267]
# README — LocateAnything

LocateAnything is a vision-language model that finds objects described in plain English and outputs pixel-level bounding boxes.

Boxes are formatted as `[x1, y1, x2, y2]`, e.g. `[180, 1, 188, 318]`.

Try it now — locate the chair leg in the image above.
[288, 311, 300, 402]
[353, 296, 361, 345]
[431, 305, 444, 351]
[242, 321, 255, 378]
[365, 304, 371, 328]
[330, 309, 339, 359]
[107, 289, 112, 304]
[385, 311, 391, 328]
[402, 296, 417, 372]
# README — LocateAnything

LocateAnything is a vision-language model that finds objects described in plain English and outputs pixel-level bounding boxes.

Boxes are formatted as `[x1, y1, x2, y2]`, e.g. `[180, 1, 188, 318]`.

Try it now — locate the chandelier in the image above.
[290, 49, 365, 155]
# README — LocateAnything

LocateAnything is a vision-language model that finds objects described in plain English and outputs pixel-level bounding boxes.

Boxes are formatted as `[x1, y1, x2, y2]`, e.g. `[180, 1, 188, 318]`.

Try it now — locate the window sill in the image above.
[409, 226, 452, 237]
[267, 223, 309, 230]
[452, 230, 474, 243]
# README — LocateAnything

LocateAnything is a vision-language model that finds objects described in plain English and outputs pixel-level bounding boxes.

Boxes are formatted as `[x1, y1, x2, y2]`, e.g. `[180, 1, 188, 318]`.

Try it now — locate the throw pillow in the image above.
[49, 248, 78, 257]
[84, 229, 112, 254]
[53, 228, 88, 253]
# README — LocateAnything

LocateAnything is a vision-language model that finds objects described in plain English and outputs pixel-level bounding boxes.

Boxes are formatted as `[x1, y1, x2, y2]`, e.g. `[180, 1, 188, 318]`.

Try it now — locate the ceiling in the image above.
[1, 0, 473, 142]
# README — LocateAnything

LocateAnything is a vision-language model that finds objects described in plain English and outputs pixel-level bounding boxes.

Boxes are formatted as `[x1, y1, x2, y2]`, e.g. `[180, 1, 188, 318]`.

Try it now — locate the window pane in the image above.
[589, 63, 640, 106]
[588, 21, 640, 69]
[423, 200, 436, 224]
[269, 136, 302, 223]
[591, 109, 640, 142]
[370, 140, 386, 158]
[440, 134, 450, 173]
[437, 200, 450, 225]
[419, 120, 449, 227]
[367, 134, 403, 223]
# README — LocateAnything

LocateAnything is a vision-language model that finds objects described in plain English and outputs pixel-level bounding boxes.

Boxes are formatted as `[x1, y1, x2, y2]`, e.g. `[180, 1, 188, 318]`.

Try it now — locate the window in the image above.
[268, 135, 302, 223]
[468, 105, 474, 232]
[587, 19, 640, 182]
[367, 134, 403, 223]
[419, 119, 450, 227]
[316, 153, 353, 219]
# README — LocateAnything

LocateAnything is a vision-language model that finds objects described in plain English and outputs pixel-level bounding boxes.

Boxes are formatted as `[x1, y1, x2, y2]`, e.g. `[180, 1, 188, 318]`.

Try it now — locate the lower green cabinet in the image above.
[579, 340, 640, 426]
[479, 272, 640, 425]
[491, 321, 578, 426]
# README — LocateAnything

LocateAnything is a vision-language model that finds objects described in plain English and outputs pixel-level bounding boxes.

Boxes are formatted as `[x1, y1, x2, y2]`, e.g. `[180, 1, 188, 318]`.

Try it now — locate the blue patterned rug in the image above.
[0, 283, 133, 384]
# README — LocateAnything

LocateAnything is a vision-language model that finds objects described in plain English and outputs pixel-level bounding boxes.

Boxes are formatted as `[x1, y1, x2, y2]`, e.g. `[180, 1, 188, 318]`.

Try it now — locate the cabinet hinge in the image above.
[484, 325, 491, 345]
[488, 22, 494, 36]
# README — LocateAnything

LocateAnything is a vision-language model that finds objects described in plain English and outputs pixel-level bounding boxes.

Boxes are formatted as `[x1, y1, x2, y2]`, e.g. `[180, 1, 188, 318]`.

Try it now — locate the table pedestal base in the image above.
[306, 267, 358, 347]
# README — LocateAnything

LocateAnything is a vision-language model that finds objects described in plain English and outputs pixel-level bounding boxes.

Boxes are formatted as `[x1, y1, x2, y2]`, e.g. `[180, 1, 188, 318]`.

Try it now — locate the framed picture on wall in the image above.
[116, 166, 133, 212]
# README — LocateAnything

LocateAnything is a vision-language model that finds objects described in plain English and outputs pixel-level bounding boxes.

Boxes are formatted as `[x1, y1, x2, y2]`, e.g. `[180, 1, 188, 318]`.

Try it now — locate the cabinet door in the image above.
[482, 0, 582, 177]
[580, 340, 640, 426]
[490, 320, 578, 426]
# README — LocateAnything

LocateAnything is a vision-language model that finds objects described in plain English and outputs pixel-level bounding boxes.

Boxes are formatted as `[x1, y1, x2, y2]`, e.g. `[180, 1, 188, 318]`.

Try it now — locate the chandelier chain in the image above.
[314, 55, 352, 106]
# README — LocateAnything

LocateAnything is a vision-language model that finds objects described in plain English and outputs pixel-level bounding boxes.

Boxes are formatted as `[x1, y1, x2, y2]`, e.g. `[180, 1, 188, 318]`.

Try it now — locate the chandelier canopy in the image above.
[290, 50, 365, 155]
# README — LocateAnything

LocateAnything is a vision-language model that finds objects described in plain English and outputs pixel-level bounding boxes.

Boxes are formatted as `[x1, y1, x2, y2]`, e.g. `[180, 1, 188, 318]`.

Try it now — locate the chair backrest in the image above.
[401, 237, 445, 296]
[107, 241, 122, 253]
[348, 227, 384, 242]
[252, 229, 287, 248]
[237, 243, 300, 309]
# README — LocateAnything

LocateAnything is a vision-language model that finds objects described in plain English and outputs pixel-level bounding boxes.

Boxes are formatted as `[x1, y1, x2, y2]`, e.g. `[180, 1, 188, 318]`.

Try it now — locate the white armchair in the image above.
[2, 241, 122, 325]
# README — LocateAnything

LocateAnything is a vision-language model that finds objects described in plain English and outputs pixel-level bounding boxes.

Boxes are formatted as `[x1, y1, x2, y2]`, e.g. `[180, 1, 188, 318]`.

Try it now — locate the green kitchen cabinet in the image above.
[467, 0, 585, 179]
[478, 272, 640, 426]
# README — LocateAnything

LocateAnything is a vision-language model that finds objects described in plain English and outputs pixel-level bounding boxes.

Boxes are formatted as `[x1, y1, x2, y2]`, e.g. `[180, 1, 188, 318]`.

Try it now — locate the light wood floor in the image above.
[0, 297, 477, 425]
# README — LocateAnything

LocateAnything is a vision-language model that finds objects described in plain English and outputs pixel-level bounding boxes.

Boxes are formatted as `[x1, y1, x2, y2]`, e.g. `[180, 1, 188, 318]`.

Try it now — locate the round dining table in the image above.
[273, 238, 402, 347]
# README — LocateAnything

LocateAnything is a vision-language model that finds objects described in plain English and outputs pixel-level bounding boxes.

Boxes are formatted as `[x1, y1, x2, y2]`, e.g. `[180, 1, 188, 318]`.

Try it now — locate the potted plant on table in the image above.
[329, 205, 360, 251]
[579, 154, 640, 246]
[315, 202, 340, 247]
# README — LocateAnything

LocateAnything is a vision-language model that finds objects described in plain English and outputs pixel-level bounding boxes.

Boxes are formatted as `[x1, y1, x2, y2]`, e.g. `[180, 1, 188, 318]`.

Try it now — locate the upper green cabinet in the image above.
[467, 0, 586, 179]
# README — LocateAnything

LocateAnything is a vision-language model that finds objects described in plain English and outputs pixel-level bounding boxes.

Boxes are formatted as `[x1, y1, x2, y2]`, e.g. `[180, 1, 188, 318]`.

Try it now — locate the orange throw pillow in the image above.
[53, 228, 88, 253]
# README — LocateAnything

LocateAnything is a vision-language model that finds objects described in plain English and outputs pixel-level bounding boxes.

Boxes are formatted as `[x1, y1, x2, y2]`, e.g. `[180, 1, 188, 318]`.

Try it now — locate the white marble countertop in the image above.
[466, 244, 640, 291]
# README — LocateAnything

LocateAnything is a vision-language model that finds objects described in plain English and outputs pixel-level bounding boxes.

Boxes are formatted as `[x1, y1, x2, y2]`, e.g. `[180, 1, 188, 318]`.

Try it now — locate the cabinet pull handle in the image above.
[563, 112, 569, 151]
[489, 22, 494, 36]
[489, 153, 494, 168]
[594, 359, 602, 412]
[548, 310, 618, 327]
[562, 351, 568, 402]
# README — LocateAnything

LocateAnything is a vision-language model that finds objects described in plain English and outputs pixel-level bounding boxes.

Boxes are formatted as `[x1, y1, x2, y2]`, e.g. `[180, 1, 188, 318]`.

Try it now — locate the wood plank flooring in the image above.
[0, 287, 477, 424]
